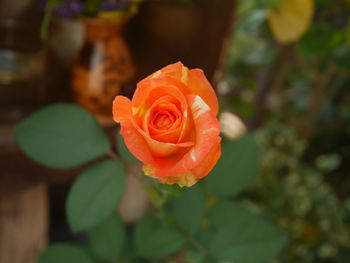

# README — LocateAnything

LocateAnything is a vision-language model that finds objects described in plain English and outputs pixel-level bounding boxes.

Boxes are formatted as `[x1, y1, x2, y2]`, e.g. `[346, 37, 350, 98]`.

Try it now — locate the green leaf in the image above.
[208, 200, 255, 229]
[297, 24, 343, 57]
[39, 244, 93, 263]
[195, 227, 216, 248]
[170, 185, 205, 234]
[231, 35, 276, 66]
[117, 133, 138, 164]
[185, 250, 204, 263]
[159, 183, 182, 196]
[346, 19, 350, 45]
[66, 160, 125, 232]
[90, 213, 125, 262]
[118, 235, 144, 263]
[210, 204, 286, 263]
[84, 0, 101, 17]
[315, 154, 341, 173]
[236, 9, 267, 33]
[268, 0, 314, 44]
[206, 134, 260, 197]
[15, 103, 110, 169]
[333, 45, 350, 69]
[257, 0, 283, 9]
[133, 215, 185, 259]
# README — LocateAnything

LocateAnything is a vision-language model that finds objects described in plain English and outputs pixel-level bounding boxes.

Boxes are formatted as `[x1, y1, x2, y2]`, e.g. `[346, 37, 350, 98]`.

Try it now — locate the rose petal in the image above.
[132, 118, 194, 157]
[113, 96, 132, 123]
[119, 120, 155, 165]
[187, 69, 219, 116]
[190, 139, 221, 179]
[138, 86, 193, 144]
[132, 78, 189, 112]
[146, 139, 221, 187]
[144, 95, 221, 177]
[151, 128, 182, 143]
[148, 97, 182, 131]
[148, 62, 188, 84]
[136, 64, 219, 116]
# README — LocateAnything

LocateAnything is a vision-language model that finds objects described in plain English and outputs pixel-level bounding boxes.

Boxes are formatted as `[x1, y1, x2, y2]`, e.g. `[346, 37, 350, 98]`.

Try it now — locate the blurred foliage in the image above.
[252, 126, 350, 262]
[220, 0, 350, 262]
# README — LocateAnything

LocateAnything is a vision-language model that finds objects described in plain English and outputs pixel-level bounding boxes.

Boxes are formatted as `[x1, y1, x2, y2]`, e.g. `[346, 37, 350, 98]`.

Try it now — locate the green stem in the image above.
[84, 0, 103, 17]
[41, 0, 63, 40]
[108, 151, 118, 160]
[108, 149, 209, 259]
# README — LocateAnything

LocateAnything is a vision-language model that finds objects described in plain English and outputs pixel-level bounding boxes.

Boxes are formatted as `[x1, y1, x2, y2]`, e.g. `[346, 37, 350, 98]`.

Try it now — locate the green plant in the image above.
[219, 0, 350, 262]
[252, 126, 350, 262]
[15, 103, 286, 263]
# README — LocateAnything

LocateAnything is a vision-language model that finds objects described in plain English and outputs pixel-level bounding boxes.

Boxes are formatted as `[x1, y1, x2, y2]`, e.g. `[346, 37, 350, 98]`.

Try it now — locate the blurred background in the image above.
[0, 0, 349, 262]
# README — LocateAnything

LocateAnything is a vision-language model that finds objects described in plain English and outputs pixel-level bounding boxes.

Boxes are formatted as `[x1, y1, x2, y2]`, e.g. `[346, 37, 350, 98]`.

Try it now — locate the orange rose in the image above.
[113, 62, 221, 187]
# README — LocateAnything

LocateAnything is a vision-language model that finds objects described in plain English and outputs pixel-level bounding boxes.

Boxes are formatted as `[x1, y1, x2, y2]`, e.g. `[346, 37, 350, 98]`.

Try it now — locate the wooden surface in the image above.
[126, 0, 236, 90]
[0, 184, 48, 263]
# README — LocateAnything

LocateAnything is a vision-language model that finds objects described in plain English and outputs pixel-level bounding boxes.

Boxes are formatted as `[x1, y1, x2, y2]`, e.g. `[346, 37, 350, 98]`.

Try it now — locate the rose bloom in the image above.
[113, 62, 221, 187]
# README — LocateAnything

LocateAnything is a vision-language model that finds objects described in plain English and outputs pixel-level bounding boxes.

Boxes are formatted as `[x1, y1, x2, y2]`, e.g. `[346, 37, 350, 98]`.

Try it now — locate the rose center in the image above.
[153, 111, 176, 130]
